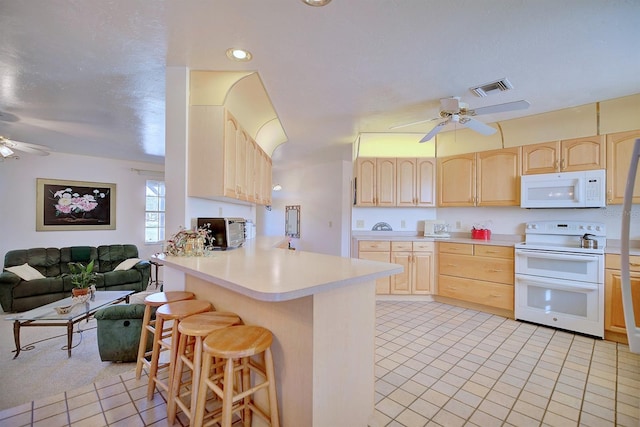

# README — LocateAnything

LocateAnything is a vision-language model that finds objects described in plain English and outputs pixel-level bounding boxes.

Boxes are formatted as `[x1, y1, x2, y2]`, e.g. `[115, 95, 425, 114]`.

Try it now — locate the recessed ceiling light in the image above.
[226, 48, 252, 62]
[301, 0, 332, 6]
[272, 184, 283, 191]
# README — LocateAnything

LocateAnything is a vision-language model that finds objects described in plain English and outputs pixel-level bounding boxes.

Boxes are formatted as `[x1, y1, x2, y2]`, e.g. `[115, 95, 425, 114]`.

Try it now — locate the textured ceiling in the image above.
[1, 0, 639, 168]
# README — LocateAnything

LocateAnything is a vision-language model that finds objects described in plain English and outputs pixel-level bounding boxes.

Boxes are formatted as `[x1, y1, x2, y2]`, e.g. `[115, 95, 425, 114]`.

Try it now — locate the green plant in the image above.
[68, 259, 97, 289]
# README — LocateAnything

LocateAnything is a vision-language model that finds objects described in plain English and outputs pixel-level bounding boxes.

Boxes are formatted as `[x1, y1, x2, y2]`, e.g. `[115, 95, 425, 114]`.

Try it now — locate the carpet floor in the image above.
[0, 313, 135, 411]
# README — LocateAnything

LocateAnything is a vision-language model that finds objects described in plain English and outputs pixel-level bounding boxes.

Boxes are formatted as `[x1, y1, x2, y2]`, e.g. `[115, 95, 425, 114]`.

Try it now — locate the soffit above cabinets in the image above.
[190, 71, 287, 156]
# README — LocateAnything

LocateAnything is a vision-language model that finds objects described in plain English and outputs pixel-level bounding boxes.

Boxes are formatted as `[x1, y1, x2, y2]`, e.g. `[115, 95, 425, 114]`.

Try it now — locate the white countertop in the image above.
[152, 236, 402, 302]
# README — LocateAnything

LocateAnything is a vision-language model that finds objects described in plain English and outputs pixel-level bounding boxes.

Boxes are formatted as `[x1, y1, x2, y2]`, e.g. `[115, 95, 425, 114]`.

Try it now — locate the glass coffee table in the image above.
[5, 290, 133, 358]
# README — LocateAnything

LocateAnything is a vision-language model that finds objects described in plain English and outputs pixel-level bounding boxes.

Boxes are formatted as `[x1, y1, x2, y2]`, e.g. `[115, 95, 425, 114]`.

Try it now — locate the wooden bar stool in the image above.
[135, 291, 195, 380]
[167, 311, 242, 425]
[147, 299, 213, 400]
[193, 325, 280, 427]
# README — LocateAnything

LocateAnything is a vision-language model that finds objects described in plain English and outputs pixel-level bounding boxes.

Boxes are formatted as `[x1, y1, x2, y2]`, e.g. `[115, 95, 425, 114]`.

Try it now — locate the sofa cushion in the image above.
[96, 245, 139, 272]
[5, 263, 46, 281]
[114, 258, 141, 271]
[70, 246, 93, 262]
[4, 248, 62, 277]
[13, 276, 64, 298]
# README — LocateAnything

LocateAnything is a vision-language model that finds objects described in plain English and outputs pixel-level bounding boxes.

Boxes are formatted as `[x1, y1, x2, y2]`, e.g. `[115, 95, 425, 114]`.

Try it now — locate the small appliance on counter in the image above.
[196, 217, 246, 250]
[423, 220, 450, 238]
[471, 227, 491, 240]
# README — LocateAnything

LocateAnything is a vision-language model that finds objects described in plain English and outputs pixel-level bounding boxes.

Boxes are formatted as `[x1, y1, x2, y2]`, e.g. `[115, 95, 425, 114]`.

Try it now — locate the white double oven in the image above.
[514, 221, 605, 338]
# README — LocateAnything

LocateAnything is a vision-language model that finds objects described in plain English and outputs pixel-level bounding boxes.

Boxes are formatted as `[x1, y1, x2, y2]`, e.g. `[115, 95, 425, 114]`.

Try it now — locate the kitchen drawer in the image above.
[474, 244, 513, 259]
[358, 241, 391, 252]
[438, 275, 514, 311]
[439, 253, 514, 284]
[391, 241, 413, 251]
[606, 254, 640, 272]
[413, 241, 434, 252]
[438, 242, 473, 255]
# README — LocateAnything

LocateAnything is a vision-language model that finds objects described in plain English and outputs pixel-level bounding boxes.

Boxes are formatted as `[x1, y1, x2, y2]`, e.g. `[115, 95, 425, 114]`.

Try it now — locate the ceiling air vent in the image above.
[470, 78, 514, 97]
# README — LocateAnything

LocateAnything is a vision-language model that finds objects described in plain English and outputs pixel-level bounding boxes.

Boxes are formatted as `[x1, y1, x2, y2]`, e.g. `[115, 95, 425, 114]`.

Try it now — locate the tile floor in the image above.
[0, 300, 638, 426]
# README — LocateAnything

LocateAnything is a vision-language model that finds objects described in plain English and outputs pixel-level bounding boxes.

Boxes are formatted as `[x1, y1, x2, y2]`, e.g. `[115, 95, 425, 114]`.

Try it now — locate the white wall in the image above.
[0, 151, 165, 263]
[259, 158, 351, 256]
[352, 205, 640, 240]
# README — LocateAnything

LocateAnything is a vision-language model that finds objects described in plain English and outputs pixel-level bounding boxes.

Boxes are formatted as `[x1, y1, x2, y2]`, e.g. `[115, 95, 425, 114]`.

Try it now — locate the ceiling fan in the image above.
[392, 97, 530, 143]
[0, 135, 50, 160]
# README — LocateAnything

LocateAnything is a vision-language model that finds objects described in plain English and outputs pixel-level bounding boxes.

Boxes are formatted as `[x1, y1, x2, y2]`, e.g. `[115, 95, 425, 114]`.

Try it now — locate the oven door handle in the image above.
[516, 276, 599, 292]
[515, 250, 599, 262]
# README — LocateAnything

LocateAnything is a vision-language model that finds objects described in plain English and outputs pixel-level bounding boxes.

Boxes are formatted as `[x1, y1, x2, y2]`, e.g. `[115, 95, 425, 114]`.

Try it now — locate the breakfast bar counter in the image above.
[152, 237, 401, 427]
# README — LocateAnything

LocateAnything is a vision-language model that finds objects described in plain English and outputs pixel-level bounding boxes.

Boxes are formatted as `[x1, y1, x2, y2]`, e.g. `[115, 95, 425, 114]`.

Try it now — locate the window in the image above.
[145, 180, 165, 243]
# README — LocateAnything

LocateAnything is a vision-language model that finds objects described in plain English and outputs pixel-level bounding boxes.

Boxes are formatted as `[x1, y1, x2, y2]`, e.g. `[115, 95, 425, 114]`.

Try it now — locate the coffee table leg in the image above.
[67, 322, 73, 357]
[12, 320, 21, 359]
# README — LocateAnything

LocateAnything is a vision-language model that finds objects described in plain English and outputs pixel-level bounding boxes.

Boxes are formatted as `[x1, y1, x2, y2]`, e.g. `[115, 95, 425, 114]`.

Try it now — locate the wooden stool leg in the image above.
[265, 348, 280, 427]
[167, 321, 180, 396]
[147, 316, 164, 400]
[135, 304, 153, 379]
[243, 357, 251, 427]
[190, 336, 204, 418]
[167, 331, 188, 424]
[193, 353, 214, 427]
[222, 357, 235, 427]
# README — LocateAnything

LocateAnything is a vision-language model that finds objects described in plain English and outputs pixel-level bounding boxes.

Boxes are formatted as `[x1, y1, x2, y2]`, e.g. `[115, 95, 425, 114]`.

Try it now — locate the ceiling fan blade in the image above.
[389, 117, 439, 130]
[459, 117, 497, 136]
[470, 100, 530, 116]
[419, 118, 450, 143]
[1, 137, 50, 156]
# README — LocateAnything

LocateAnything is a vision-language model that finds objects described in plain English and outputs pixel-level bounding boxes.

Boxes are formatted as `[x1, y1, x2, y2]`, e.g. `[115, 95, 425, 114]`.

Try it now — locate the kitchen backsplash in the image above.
[352, 204, 640, 239]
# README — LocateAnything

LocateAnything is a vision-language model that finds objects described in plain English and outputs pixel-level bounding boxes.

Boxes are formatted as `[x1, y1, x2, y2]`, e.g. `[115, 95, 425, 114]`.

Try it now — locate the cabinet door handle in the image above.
[630, 263, 640, 267]
[488, 269, 503, 272]
[561, 158, 566, 170]
[489, 294, 502, 298]
[446, 263, 457, 267]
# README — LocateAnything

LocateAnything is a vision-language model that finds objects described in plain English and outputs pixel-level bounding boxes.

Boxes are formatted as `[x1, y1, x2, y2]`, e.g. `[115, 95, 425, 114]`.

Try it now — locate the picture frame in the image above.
[36, 178, 116, 231]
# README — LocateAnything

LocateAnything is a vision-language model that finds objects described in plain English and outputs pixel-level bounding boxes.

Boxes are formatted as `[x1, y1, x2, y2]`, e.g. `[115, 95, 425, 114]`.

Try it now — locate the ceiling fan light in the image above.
[0, 145, 14, 157]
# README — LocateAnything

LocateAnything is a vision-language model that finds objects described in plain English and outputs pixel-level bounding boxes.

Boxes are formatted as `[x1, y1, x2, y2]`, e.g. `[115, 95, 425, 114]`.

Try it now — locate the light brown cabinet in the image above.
[437, 147, 520, 207]
[357, 241, 391, 294]
[354, 158, 396, 206]
[521, 135, 605, 175]
[396, 158, 436, 207]
[437, 242, 514, 313]
[606, 130, 640, 205]
[604, 253, 640, 344]
[390, 241, 434, 294]
[190, 107, 272, 206]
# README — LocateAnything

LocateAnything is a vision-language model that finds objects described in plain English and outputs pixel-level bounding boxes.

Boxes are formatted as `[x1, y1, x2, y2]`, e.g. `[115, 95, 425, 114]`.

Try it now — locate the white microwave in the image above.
[521, 169, 606, 208]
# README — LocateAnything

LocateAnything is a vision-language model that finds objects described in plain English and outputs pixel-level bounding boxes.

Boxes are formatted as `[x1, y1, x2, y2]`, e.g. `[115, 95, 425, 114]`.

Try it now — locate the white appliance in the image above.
[515, 220, 606, 338]
[423, 220, 450, 238]
[520, 169, 606, 208]
[621, 138, 640, 353]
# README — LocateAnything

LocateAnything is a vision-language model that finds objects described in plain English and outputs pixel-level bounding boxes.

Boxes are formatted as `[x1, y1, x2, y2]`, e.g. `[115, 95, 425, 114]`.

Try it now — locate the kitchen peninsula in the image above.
[152, 237, 402, 427]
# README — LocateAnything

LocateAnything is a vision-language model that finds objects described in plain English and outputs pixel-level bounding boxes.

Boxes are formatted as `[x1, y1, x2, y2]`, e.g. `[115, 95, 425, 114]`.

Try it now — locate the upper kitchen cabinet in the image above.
[190, 107, 272, 206]
[396, 158, 436, 207]
[521, 135, 605, 175]
[606, 130, 640, 204]
[437, 153, 475, 207]
[354, 158, 396, 206]
[438, 147, 520, 207]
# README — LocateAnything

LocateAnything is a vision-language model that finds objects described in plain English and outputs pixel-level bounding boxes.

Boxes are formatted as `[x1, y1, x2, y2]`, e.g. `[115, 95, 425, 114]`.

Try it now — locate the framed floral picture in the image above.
[36, 178, 116, 231]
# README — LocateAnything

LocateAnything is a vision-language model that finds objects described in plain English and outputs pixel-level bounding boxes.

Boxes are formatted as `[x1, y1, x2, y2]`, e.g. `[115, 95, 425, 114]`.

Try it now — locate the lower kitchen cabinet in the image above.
[390, 242, 434, 295]
[604, 253, 640, 344]
[437, 242, 514, 315]
[357, 240, 391, 294]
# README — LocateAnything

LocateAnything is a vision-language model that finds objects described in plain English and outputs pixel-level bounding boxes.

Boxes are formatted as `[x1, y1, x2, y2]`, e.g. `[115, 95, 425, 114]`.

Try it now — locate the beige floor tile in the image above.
[33, 411, 69, 427]
[432, 409, 465, 427]
[506, 409, 541, 427]
[578, 411, 615, 427]
[408, 397, 440, 419]
[33, 401, 67, 422]
[68, 401, 103, 424]
[395, 408, 429, 427]
[70, 412, 107, 427]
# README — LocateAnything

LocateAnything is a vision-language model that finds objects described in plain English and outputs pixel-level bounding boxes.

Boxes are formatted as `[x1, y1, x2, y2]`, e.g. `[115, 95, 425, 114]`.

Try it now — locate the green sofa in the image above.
[0, 244, 150, 312]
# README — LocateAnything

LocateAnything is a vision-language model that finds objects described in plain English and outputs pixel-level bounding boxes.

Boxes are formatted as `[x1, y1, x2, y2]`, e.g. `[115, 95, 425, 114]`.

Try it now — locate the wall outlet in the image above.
[356, 220, 364, 228]
[328, 221, 333, 228]
[456, 221, 461, 229]
[401, 220, 406, 228]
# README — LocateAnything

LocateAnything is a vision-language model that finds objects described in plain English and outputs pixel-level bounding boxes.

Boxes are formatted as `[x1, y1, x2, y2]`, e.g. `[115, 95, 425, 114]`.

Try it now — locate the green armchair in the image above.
[94, 303, 155, 362]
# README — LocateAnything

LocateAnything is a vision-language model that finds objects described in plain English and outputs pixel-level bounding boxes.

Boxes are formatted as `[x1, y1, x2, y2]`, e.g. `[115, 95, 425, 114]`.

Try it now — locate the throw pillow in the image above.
[5, 263, 46, 281]
[114, 258, 141, 271]
[128, 290, 159, 305]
